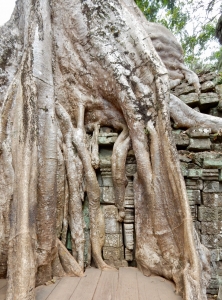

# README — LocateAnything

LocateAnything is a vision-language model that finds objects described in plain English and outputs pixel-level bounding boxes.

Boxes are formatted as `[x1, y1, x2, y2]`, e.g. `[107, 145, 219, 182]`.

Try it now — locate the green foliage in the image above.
[134, 0, 222, 71]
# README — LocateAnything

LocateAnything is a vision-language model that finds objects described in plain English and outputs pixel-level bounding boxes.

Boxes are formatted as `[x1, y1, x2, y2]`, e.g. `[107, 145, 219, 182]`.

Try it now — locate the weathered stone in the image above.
[179, 93, 199, 106]
[203, 193, 222, 207]
[187, 169, 202, 179]
[216, 84, 222, 99]
[190, 205, 197, 220]
[208, 277, 220, 289]
[199, 72, 216, 83]
[100, 127, 114, 134]
[187, 138, 211, 151]
[201, 81, 215, 92]
[123, 224, 134, 250]
[124, 209, 134, 223]
[218, 234, 222, 247]
[185, 179, 203, 190]
[211, 249, 220, 262]
[104, 218, 120, 234]
[198, 206, 218, 222]
[125, 248, 133, 261]
[203, 158, 222, 169]
[100, 187, 115, 204]
[125, 164, 137, 176]
[104, 259, 128, 268]
[180, 162, 188, 177]
[201, 234, 218, 248]
[211, 144, 222, 152]
[218, 208, 222, 221]
[202, 169, 219, 181]
[218, 285, 222, 300]
[209, 107, 222, 118]
[124, 181, 134, 208]
[217, 100, 222, 112]
[102, 205, 121, 234]
[186, 127, 211, 138]
[187, 190, 201, 205]
[104, 234, 123, 247]
[219, 170, 222, 182]
[100, 166, 113, 187]
[201, 222, 219, 235]
[203, 181, 222, 193]
[174, 83, 196, 96]
[199, 92, 219, 108]
[103, 246, 124, 260]
[98, 134, 118, 145]
[172, 131, 190, 147]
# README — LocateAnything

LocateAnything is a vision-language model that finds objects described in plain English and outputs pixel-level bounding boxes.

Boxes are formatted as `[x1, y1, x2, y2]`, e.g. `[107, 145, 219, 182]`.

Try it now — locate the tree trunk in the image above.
[0, 0, 219, 299]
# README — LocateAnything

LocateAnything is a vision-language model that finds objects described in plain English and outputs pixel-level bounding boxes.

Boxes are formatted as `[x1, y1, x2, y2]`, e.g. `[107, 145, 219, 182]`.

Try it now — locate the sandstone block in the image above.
[203, 181, 222, 193]
[187, 169, 202, 179]
[103, 246, 123, 260]
[123, 223, 134, 250]
[98, 133, 118, 145]
[180, 93, 199, 106]
[218, 208, 222, 221]
[201, 234, 218, 248]
[174, 83, 196, 96]
[100, 187, 115, 204]
[104, 234, 123, 247]
[201, 81, 215, 92]
[202, 193, 222, 207]
[210, 249, 220, 262]
[199, 92, 219, 108]
[125, 248, 133, 261]
[124, 181, 134, 208]
[185, 179, 203, 190]
[190, 205, 197, 220]
[187, 189, 201, 205]
[124, 209, 134, 223]
[199, 72, 216, 83]
[125, 164, 137, 176]
[203, 158, 222, 169]
[202, 169, 219, 181]
[102, 205, 121, 234]
[187, 138, 211, 151]
[186, 127, 211, 138]
[208, 277, 220, 289]
[201, 222, 219, 235]
[198, 206, 217, 222]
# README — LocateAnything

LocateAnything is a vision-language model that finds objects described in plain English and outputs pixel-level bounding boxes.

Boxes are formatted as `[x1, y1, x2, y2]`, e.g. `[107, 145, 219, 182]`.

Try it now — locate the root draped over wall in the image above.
[0, 0, 221, 299]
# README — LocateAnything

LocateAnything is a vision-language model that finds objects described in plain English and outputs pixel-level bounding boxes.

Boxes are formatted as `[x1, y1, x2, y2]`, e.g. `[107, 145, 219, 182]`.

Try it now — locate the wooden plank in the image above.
[0, 280, 7, 290]
[0, 285, 7, 300]
[136, 270, 182, 300]
[46, 277, 81, 300]
[155, 277, 182, 300]
[35, 279, 61, 300]
[70, 268, 101, 300]
[117, 267, 139, 300]
[93, 270, 118, 300]
[136, 271, 161, 300]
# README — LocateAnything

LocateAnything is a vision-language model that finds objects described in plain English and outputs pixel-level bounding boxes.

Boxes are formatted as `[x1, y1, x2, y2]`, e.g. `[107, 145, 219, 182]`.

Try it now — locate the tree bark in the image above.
[0, 0, 219, 299]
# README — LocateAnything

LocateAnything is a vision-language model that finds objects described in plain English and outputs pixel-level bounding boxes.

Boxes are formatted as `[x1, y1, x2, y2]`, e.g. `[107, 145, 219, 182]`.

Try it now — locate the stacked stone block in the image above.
[171, 72, 222, 297]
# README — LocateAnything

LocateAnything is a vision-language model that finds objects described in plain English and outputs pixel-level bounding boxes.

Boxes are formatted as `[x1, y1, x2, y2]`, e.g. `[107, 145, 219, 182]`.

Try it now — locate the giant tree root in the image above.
[170, 94, 222, 132]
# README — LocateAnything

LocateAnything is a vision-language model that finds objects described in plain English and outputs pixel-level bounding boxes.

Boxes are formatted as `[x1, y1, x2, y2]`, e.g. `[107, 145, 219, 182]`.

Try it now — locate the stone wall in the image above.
[171, 72, 222, 298]
[80, 71, 222, 298]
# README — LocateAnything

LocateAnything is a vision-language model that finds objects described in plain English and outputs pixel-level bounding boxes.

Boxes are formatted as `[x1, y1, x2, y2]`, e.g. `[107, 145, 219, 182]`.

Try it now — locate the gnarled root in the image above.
[170, 94, 222, 132]
[111, 125, 131, 222]
[55, 102, 113, 271]
[57, 239, 84, 277]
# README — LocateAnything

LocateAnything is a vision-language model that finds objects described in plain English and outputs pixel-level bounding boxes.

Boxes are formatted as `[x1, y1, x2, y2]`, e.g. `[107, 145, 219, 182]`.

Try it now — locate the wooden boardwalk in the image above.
[0, 267, 182, 300]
